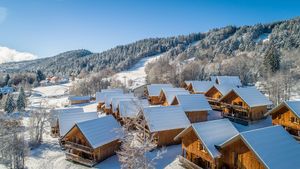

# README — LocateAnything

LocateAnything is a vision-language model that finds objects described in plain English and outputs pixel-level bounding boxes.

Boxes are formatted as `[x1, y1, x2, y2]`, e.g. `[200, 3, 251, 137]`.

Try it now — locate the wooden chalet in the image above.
[62, 115, 122, 167]
[219, 87, 272, 124]
[171, 94, 212, 123]
[68, 96, 91, 105]
[218, 125, 300, 169]
[103, 93, 134, 114]
[184, 81, 214, 94]
[58, 111, 98, 139]
[146, 84, 173, 105]
[210, 76, 242, 87]
[50, 107, 84, 137]
[96, 89, 123, 111]
[265, 101, 300, 137]
[158, 87, 189, 106]
[141, 106, 190, 146]
[111, 95, 136, 118]
[117, 99, 149, 124]
[174, 119, 239, 169]
[205, 84, 233, 110]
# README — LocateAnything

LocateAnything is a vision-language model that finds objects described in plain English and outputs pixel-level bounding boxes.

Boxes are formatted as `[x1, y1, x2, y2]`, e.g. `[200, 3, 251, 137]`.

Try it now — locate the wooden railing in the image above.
[65, 152, 96, 167]
[178, 155, 203, 169]
[64, 141, 93, 154]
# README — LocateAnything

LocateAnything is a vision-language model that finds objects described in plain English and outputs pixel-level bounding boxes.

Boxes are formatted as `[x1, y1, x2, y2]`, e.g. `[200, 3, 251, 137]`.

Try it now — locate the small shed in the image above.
[174, 119, 239, 169]
[219, 125, 300, 169]
[210, 76, 242, 87]
[68, 96, 91, 105]
[185, 81, 214, 94]
[58, 111, 98, 138]
[171, 94, 212, 123]
[219, 87, 273, 122]
[159, 88, 189, 106]
[265, 101, 300, 137]
[50, 107, 84, 137]
[141, 106, 190, 146]
[146, 84, 173, 105]
[62, 115, 122, 167]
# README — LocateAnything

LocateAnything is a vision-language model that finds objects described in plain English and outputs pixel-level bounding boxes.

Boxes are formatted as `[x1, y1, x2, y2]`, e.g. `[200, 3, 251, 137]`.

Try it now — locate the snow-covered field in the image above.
[21, 83, 183, 169]
[114, 53, 164, 88]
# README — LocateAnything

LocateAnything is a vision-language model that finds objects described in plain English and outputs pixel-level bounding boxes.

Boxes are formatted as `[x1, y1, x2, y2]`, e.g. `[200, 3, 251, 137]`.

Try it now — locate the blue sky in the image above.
[0, 0, 300, 57]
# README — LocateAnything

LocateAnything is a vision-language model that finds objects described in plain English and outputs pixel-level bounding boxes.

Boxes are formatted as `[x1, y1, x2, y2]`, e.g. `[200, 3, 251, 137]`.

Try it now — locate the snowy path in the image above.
[114, 53, 164, 88]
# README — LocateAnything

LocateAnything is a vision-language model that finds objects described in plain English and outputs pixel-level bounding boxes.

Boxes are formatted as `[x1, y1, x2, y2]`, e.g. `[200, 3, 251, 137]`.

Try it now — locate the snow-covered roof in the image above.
[161, 88, 190, 105]
[111, 95, 136, 112]
[220, 125, 300, 169]
[147, 84, 173, 96]
[213, 76, 242, 87]
[119, 99, 149, 118]
[75, 115, 122, 149]
[50, 107, 84, 126]
[68, 96, 90, 101]
[174, 94, 212, 112]
[220, 87, 273, 107]
[213, 84, 234, 96]
[175, 119, 239, 158]
[104, 93, 134, 109]
[190, 81, 214, 93]
[96, 89, 123, 103]
[58, 111, 98, 137]
[266, 100, 300, 118]
[142, 106, 190, 132]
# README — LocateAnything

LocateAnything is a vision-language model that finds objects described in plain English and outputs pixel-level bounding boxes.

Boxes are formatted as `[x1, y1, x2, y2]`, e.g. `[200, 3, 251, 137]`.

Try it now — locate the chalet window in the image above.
[291, 117, 295, 123]
[278, 114, 282, 119]
[197, 141, 206, 153]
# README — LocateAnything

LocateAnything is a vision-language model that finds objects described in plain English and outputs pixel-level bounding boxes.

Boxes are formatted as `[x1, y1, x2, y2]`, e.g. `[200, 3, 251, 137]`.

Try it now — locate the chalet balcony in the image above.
[64, 141, 94, 154]
[65, 152, 96, 167]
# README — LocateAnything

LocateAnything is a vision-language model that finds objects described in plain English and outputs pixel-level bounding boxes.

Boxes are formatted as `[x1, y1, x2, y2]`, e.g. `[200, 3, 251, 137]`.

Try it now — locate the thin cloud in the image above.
[0, 46, 37, 64]
[0, 7, 7, 24]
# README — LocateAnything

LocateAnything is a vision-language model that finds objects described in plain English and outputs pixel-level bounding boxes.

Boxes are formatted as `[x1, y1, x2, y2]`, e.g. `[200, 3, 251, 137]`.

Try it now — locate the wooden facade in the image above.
[181, 129, 219, 169]
[220, 91, 268, 122]
[62, 125, 121, 167]
[205, 86, 223, 100]
[148, 96, 161, 105]
[268, 105, 300, 137]
[220, 139, 265, 169]
[185, 111, 208, 123]
[70, 99, 90, 105]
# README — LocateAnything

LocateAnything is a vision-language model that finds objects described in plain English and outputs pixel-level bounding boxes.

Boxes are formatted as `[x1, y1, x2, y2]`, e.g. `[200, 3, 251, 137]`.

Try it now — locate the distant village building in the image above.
[184, 81, 214, 94]
[171, 94, 212, 123]
[68, 96, 91, 105]
[219, 87, 272, 124]
[218, 125, 300, 169]
[50, 107, 84, 137]
[174, 119, 239, 169]
[62, 116, 122, 167]
[146, 84, 173, 105]
[159, 88, 189, 106]
[210, 76, 242, 87]
[140, 106, 190, 146]
[266, 101, 300, 137]
[0, 86, 14, 95]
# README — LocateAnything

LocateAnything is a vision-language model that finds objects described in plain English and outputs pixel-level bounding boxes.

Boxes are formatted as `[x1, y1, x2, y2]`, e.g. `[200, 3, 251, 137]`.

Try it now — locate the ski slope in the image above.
[114, 53, 164, 88]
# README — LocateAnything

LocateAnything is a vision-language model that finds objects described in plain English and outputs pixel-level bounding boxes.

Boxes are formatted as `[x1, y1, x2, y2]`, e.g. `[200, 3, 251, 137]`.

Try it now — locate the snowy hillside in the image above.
[114, 53, 165, 88]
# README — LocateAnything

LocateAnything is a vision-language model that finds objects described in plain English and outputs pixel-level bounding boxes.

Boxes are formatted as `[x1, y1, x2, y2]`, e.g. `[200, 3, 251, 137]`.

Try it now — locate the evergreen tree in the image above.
[36, 70, 45, 83]
[263, 47, 281, 73]
[17, 87, 26, 111]
[4, 74, 10, 86]
[4, 94, 15, 114]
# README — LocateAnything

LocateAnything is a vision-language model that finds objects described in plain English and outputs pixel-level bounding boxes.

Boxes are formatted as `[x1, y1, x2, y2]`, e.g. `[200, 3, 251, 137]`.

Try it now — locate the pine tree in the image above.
[263, 47, 281, 73]
[17, 87, 26, 111]
[4, 74, 10, 86]
[36, 70, 45, 83]
[5, 94, 16, 114]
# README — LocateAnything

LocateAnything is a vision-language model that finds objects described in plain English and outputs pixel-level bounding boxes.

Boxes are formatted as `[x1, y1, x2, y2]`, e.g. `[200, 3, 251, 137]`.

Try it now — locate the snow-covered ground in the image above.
[114, 53, 164, 88]
[21, 83, 183, 169]
[254, 33, 270, 43]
